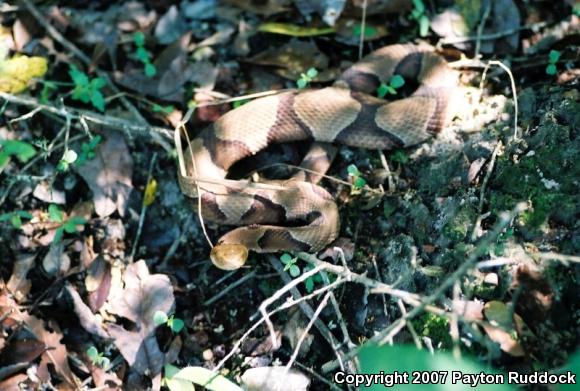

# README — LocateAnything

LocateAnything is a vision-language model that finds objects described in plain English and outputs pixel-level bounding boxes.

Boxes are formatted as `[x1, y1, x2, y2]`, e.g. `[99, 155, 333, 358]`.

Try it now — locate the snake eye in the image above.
[210, 244, 249, 270]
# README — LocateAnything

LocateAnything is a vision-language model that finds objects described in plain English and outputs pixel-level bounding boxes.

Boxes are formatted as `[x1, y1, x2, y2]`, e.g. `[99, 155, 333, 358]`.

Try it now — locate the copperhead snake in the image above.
[176, 44, 458, 270]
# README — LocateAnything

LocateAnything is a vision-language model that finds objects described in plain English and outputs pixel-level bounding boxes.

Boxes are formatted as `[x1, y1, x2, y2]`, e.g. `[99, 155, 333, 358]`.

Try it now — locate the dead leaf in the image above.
[482, 301, 525, 357]
[7, 253, 35, 301]
[32, 181, 65, 204]
[22, 314, 80, 388]
[182, 0, 217, 20]
[42, 242, 70, 277]
[75, 132, 133, 217]
[0, 338, 46, 366]
[247, 39, 335, 81]
[222, 0, 291, 16]
[65, 284, 109, 338]
[106, 260, 175, 376]
[155, 5, 188, 44]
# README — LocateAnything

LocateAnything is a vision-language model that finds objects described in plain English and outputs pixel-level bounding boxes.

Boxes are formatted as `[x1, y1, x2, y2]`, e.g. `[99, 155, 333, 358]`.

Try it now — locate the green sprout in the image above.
[0, 210, 33, 229]
[0, 139, 36, 170]
[47, 204, 87, 243]
[154, 310, 185, 333]
[56, 149, 78, 172]
[296, 68, 318, 89]
[377, 74, 405, 98]
[133, 32, 156, 78]
[87, 346, 110, 368]
[347, 164, 367, 190]
[410, 0, 430, 37]
[546, 50, 561, 76]
[280, 253, 300, 277]
[77, 135, 102, 166]
[69, 65, 106, 112]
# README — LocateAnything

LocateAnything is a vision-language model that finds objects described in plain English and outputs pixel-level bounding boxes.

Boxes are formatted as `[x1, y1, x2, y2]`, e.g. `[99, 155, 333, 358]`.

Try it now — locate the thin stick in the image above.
[203, 271, 257, 306]
[358, 0, 368, 60]
[321, 202, 528, 372]
[281, 292, 332, 390]
[474, 0, 492, 58]
[129, 153, 157, 261]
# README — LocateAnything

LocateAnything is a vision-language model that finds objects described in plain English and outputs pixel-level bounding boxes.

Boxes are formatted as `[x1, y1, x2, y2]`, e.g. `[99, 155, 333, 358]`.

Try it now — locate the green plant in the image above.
[347, 164, 367, 190]
[48, 204, 87, 243]
[353, 23, 377, 38]
[133, 32, 156, 78]
[377, 75, 405, 98]
[0, 139, 36, 170]
[69, 65, 106, 112]
[410, 0, 430, 37]
[280, 253, 300, 277]
[357, 344, 513, 390]
[0, 210, 33, 229]
[151, 103, 174, 114]
[77, 135, 102, 165]
[153, 310, 185, 333]
[546, 50, 561, 76]
[86, 346, 110, 368]
[296, 68, 318, 89]
[390, 149, 409, 164]
[56, 149, 78, 172]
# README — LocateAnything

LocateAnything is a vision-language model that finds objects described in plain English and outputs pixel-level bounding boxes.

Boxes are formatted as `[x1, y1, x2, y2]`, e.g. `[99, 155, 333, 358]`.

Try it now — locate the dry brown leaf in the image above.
[75, 132, 133, 217]
[65, 284, 109, 338]
[6, 253, 35, 301]
[106, 260, 174, 376]
[22, 314, 80, 388]
[42, 242, 70, 277]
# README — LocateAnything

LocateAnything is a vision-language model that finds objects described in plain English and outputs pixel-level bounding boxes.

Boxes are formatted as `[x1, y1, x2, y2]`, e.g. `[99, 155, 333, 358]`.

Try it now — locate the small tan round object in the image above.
[210, 243, 248, 270]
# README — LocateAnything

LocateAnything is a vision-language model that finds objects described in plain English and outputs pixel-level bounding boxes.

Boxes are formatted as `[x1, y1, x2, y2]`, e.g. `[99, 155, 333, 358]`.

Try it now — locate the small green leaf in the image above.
[389, 74, 405, 89]
[87, 346, 99, 361]
[170, 318, 185, 333]
[354, 176, 367, 189]
[69, 65, 89, 87]
[347, 164, 360, 176]
[90, 90, 106, 112]
[152, 104, 175, 113]
[16, 211, 33, 219]
[306, 68, 318, 78]
[377, 83, 389, 98]
[144, 62, 157, 78]
[48, 204, 64, 223]
[90, 77, 107, 89]
[289, 264, 301, 278]
[419, 14, 430, 37]
[412, 0, 425, 13]
[133, 31, 145, 47]
[353, 24, 377, 38]
[98, 357, 110, 368]
[390, 149, 409, 164]
[304, 278, 314, 293]
[0, 140, 37, 163]
[136, 46, 151, 63]
[546, 64, 557, 76]
[548, 50, 561, 63]
[154, 310, 169, 326]
[296, 78, 307, 89]
[280, 253, 293, 264]
[63, 217, 85, 233]
[10, 214, 22, 229]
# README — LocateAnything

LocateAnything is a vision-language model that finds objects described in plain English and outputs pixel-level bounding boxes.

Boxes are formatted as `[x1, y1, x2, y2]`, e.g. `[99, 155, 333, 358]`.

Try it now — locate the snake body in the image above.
[177, 44, 458, 269]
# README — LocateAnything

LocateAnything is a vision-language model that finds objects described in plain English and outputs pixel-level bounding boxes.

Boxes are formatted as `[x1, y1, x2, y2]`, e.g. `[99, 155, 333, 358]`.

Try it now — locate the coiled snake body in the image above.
[177, 44, 458, 269]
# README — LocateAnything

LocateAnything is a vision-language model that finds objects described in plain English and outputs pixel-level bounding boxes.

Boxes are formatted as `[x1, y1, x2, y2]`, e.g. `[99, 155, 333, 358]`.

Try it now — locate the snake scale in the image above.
[176, 43, 458, 269]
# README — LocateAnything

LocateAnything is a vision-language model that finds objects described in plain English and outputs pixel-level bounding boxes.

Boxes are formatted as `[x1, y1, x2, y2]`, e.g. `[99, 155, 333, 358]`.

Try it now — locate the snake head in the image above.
[210, 243, 249, 270]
